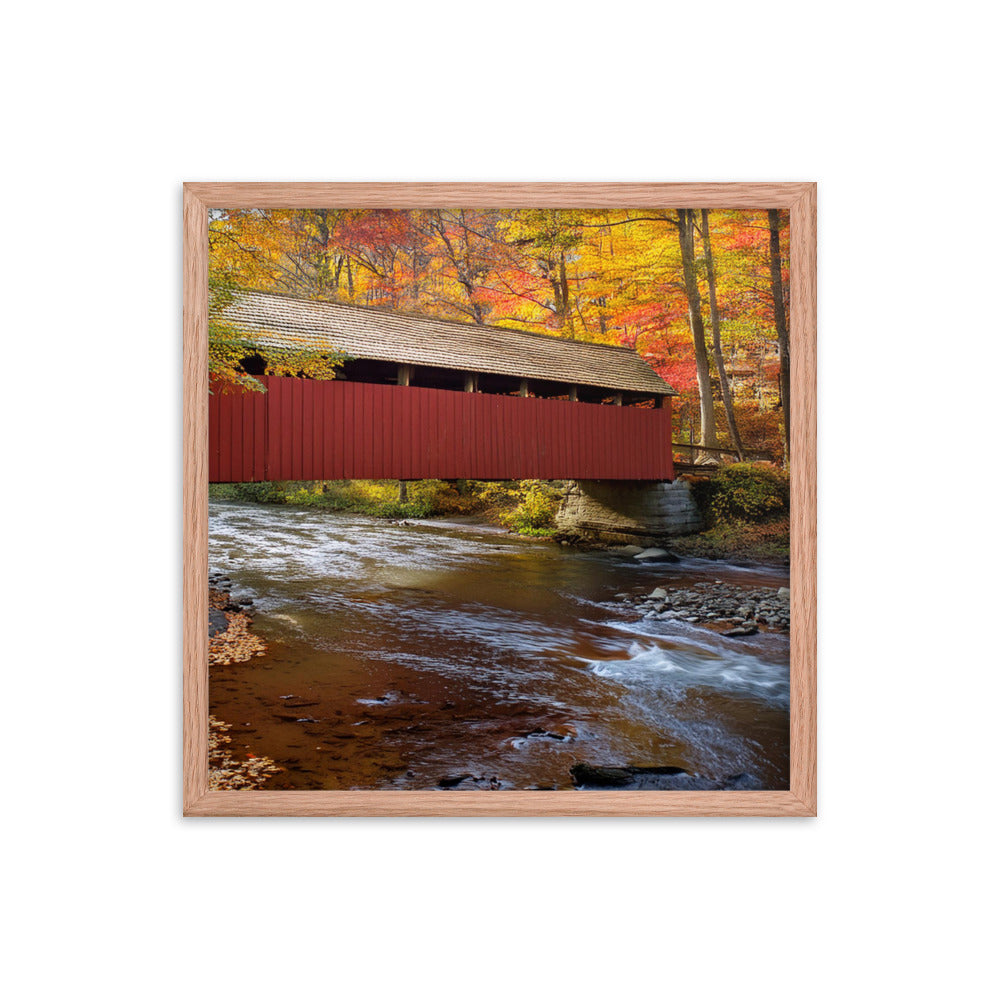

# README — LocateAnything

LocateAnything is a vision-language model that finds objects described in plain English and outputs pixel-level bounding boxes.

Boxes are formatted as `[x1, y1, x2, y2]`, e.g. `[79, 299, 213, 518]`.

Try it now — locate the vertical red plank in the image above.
[471, 392, 481, 479]
[603, 403, 614, 479]
[217, 392, 231, 482]
[585, 403, 594, 478]
[458, 391, 466, 479]
[312, 381, 330, 479]
[557, 399, 569, 480]
[334, 382, 356, 479]
[507, 395, 517, 479]
[401, 387, 411, 481]
[299, 380, 312, 480]
[417, 387, 428, 480]
[533, 397, 543, 480]
[379, 384, 391, 479]
[356, 380, 367, 480]
[355, 383, 365, 479]
[391, 385, 401, 479]
[313, 382, 323, 480]
[248, 389, 259, 481]
[617, 407, 627, 480]
[241, 390, 253, 482]
[455, 390, 465, 479]
[445, 391, 456, 479]
[415, 387, 426, 481]
[208, 392, 219, 482]
[343, 381, 354, 480]
[433, 388, 442, 479]
[524, 397, 533, 480]
[374, 383, 383, 480]
[378, 384, 389, 479]
[267, 379, 278, 479]
[360, 383, 372, 480]
[481, 395, 493, 480]
[264, 377, 277, 481]
[227, 391, 239, 482]
[281, 378, 294, 480]
[323, 381, 335, 480]
[386, 385, 407, 479]
[291, 379, 302, 480]
[499, 397, 511, 478]
[276, 378, 287, 480]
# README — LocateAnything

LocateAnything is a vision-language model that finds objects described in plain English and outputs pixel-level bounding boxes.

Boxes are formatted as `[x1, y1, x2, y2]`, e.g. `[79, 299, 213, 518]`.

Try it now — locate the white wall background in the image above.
[4, 2, 995, 997]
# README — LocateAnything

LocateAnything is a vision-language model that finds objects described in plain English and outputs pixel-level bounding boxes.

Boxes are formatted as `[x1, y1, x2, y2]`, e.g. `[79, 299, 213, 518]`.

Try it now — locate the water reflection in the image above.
[209, 500, 790, 790]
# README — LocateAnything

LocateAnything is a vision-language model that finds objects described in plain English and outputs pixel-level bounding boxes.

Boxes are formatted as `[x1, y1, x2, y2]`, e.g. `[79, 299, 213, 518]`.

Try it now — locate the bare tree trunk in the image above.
[768, 209, 791, 465]
[701, 209, 745, 460]
[398, 481, 408, 503]
[677, 209, 717, 453]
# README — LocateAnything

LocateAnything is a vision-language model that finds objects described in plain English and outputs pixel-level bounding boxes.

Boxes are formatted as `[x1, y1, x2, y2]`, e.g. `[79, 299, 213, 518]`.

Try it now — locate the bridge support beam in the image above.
[554, 479, 702, 546]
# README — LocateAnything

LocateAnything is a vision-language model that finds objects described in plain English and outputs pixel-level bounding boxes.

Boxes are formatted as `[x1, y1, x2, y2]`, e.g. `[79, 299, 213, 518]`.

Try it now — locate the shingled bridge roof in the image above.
[221, 290, 677, 397]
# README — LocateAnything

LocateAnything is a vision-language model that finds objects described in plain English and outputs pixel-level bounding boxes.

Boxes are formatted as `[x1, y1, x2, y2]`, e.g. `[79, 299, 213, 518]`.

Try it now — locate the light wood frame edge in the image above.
[182, 182, 817, 818]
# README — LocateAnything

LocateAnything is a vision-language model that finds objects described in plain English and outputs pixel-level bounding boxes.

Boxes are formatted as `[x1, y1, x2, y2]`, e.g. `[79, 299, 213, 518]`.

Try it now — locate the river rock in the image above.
[209, 608, 229, 637]
[571, 762, 765, 791]
[777, 587, 790, 603]
[649, 587, 669, 600]
[634, 548, 679, 562]
[618, 545, 645, 555]
[438, 773, 475, 788]
[722, 624, 759, 637]
[569, 764, 636, 787]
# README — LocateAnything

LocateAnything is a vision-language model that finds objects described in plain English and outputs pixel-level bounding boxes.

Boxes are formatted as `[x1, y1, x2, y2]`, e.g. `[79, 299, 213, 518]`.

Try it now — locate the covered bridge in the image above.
[210, 290, 677, 482]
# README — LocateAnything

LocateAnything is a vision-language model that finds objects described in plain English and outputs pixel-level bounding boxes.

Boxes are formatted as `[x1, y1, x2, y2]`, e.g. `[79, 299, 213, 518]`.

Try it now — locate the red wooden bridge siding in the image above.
[210, 376, 673, 482]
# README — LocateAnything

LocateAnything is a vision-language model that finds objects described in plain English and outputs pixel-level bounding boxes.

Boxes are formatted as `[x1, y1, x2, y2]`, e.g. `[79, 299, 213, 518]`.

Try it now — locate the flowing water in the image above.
[209, 499, 790, 790]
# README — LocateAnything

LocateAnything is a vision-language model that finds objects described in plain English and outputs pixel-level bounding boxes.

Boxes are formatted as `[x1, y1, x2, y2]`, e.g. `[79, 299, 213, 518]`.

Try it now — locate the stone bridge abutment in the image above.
[554, 479, 703, 547]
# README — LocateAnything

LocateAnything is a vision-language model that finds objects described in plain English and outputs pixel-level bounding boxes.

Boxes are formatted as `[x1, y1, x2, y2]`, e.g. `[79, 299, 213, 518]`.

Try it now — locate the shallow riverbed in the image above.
[209, 499, 790, 790]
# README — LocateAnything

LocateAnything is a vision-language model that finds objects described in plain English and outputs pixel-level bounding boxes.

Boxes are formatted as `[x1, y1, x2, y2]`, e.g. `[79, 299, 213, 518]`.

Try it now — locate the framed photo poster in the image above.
[183, 183, 816, 816]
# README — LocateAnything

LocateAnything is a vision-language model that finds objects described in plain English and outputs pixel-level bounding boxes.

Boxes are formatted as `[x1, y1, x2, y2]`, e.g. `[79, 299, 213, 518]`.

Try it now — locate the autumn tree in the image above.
[701, 210, 745, 459]
[676, 209, 718, 453]
[768, 209, 791, 462]
[208, 273, 344, 393]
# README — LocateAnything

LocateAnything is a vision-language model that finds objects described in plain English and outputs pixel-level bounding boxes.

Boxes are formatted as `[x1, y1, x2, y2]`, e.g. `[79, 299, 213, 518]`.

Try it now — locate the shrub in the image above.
[498, 480, 561, 534]
[695, 463, 789, 526]
[231, 481, 291, 504]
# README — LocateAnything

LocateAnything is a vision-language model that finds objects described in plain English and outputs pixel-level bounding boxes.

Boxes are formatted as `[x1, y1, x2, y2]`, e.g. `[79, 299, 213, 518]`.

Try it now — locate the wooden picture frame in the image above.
[183, 182, 816, 817]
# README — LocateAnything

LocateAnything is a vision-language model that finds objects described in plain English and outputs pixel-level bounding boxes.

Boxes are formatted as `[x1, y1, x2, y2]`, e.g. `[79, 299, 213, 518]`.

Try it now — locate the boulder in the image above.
[208, 608, 229, 637]
[437, 773, 475, 788]
[634, 547, 679, 562]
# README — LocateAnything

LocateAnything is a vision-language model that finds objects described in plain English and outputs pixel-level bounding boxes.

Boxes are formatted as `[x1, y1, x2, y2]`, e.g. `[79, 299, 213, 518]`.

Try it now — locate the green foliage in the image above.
[208, 274, 347, 393]
[492, 480, 561, 534]
[692, 463, 789, 527]
[209, 477, 563, 535]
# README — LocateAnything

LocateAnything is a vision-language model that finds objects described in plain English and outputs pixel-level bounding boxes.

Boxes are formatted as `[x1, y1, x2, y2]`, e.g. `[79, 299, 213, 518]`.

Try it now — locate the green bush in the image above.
[696, 463, 789, 526]
[498, 480, 561, 535]
[232, 481, 291, 504]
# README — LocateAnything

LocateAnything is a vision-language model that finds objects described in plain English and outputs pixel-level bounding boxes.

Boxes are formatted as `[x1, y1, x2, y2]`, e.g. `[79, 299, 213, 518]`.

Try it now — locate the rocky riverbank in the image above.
[208, 573, 267, 665]
[208, 573, 279, 789]
[614, 577, 790, 635]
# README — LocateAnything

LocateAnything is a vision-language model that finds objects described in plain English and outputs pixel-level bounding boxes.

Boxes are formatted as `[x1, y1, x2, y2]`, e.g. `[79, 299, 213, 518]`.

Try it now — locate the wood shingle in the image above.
[222, 290, 677, 396]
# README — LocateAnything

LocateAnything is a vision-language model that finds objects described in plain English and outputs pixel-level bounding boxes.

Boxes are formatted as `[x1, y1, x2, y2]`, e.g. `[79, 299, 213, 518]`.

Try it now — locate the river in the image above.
[209, 499, 790, 790]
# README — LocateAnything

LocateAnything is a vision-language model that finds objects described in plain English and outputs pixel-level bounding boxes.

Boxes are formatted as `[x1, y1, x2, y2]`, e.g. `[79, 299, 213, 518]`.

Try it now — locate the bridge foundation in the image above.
[554, 479, 703, 546]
